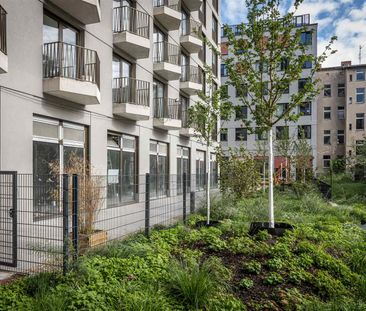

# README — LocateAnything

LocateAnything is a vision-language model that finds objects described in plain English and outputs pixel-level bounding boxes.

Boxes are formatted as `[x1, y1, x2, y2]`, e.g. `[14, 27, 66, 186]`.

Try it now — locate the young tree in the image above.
[223, 0, 336, 228]
[188, 65, 231, 224]
[293, 130, 313, 183]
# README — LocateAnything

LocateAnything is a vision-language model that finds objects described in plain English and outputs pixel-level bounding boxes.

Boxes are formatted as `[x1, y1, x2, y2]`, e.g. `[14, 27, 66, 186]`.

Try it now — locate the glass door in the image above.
[181, 53, 189, 81]
[153, 79, 165, 117]
[153, 27, 166, 62]
[113, 55, 132, 103]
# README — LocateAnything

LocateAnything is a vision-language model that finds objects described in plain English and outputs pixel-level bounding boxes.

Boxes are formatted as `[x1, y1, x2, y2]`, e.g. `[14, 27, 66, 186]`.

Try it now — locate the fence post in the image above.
[190, 191, 195, 213]
[183, 173, 187, 225]
[62, 174, 69, 275]
[145, 173, 150, 237]
[72, 174, 78, 261]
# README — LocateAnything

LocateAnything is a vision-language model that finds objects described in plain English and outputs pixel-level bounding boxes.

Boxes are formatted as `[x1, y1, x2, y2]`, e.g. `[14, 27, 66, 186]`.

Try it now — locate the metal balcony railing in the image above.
[153, 0, 181, 12]
[154, 98, 181, 119]
[113, 6, 150, 39]
[181, 18, 201, 37]
[180, 106, 189, 127]
[181, 65, 202, 84]
[113, 77, 150, 106]
[0, 6, 7, 55]
[153, 41, 181, 65]
[43, 42, 100, 88]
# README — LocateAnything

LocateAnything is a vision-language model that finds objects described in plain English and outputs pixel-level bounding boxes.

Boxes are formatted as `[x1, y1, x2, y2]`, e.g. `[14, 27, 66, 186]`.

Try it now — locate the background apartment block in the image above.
[317, 61, 366, 175]
[220, 15, 318, 177]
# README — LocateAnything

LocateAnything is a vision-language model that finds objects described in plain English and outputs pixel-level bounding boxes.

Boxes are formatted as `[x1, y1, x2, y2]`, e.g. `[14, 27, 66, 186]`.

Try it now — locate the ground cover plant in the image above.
[1, 186, 366, 310]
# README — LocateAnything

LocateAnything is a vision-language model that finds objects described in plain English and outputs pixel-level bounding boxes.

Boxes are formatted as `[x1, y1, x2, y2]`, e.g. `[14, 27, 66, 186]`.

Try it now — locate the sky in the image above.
[220, 0, 366, 67]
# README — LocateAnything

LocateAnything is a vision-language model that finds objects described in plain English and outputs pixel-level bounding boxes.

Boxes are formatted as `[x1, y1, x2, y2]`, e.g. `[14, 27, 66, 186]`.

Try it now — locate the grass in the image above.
[1, 184, 366, 310]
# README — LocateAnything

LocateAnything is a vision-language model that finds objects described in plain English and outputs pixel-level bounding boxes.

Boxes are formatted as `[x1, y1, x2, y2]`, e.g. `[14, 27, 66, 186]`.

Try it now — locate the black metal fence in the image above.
[113, 6, 150, 39]
[181, 65, 203, 84]
[154, 98, 181, 119]
[153, 0, 181, 12]
[112, 77, 150, 106]
[0, 5, 6, 55]
[153, 41, 181, 65]
[0, 172, 215, 275]
[181, 18, 201, 37]
[43, 42, 100, 88]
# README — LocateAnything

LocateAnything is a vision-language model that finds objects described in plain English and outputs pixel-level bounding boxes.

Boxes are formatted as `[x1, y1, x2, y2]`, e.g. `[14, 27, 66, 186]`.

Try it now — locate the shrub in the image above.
[255, 230, 272, 241]
[288, 268, 312, 285]
[239, 278, 254, 290]
[242, 260, 262, 275]
[312, 271, 348, 299]
[165, 258, 228, 310]
[264, 272, 284, 285]
[267, 258, 284, 271]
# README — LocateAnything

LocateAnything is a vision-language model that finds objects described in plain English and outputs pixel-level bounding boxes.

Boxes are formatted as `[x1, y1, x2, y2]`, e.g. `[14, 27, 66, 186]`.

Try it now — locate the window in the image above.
[337, 130, 345, 144]
[153, 79, 166, 116]
[221, 84, 228, 97]
[220, 129, 228, 141]
[324, 84, 331, 97]
[236, 84, 248, 97]
[221, 64, 228, 77]
[323, 130, 331, 145]
[199, 0, 206, 27]
[107, 134, 137, 206]
[276, 126, 289, 140]
[338, 83, 345, 97]
[235, 106, 248, 120]
[43, 12, 80, 45]
[298, 125, 311, 139]
[302, 60, 312, 69]
[356, 113, 365, 130]
[356, 88, 365, 103]
[177, 146, 190, 194]
[323, 107, 331, 119]
[300, 31, 312, 45]
[298, 79, 307, 91]
[212, 52, 218, 76]
[235, 128, 247, 141]
[256, 128, 267, 140]
[210, 153, 218, 188]
[323, 155, 331, 168]
[149, 141, 169, 198]
[299, 102, 311, 116]
[153, 26, 166, 63]
[221, 42, 228, 55]
[279, 58, 289, 71]
[283, 82, 290, 94]
[198, 34, 206, 63]
[277, 103, 288, 116]
[33, 117, 87, 220]
[337, 106, 345, 120]
[356, 70, 365, 81]
[212, 0, 218, 12]
[212, 15, 218, 45]
[356, 140, 365, 155]
[196, 151, 206, 191]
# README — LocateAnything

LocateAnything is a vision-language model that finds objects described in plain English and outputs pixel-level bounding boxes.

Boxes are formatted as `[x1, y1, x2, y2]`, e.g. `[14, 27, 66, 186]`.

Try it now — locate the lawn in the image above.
[1, 186, 366, 310]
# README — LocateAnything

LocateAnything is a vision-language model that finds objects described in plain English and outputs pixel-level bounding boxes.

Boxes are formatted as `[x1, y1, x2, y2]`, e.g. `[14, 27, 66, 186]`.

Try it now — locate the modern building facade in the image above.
[0, 0, 220, 270]
[220, 14, 318, 178]
[316, 61, 366, 175]
[0, 0, 220, 186]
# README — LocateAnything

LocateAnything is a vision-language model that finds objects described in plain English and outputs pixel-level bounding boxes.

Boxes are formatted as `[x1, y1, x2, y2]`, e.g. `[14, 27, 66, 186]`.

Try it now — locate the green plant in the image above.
[239, 278, 254, 290]
[165, 258, 227, 310]
[267, 258, 284, 271]
[243, 260, 262, 275]
[312, 271, 347, 299]
[255, 230, 272, 241]
[288, 268, 311, 285]
[264, 272, 284, 285]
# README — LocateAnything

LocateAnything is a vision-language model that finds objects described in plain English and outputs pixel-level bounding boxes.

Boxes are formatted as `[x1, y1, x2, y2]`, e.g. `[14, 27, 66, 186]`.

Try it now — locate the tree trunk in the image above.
[263, 161, 266, 194]
[206, 143, 211, 225]
[268, 128, 275, 228]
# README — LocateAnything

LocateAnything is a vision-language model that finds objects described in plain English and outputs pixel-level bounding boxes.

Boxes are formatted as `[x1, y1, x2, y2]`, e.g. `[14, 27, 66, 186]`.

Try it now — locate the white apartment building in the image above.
[220, 15, 318, 177]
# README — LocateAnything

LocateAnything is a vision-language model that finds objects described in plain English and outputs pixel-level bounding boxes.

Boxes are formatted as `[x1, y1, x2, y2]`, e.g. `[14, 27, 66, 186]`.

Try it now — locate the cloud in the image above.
[221, 0, 248, 25]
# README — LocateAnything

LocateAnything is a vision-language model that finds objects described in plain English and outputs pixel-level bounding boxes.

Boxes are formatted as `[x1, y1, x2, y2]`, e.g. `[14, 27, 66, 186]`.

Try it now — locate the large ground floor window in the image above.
[210, 153, 218, 189]
[150, 141, 169, 198]
[107, 133, 137, 206]
[33, 117, 87, 220]
[177, 146, 190, 194]
[196, 150, 206, 191]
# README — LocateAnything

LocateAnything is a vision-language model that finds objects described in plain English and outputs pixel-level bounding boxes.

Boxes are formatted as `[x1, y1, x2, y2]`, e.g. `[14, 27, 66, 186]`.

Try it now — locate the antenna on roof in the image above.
[359, 45, 364, 64]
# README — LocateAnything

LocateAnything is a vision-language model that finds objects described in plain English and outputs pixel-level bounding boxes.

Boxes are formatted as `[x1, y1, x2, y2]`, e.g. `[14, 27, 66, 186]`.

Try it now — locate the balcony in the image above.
[113, 77, 150, 121]
[43, 42, 100, 105]
[113, 6, 150, 59]
[183, 0, 202, 11]
[153, 0, 181, 30]
[153, 42, 181, 80]
[179, 106, 195, 136]
[0, 6, 7, 73]
[153, 98, 182, 130]
[180, 65, 202, 95]
[48, 0, 101, 24]
[180, 19, 202, 53]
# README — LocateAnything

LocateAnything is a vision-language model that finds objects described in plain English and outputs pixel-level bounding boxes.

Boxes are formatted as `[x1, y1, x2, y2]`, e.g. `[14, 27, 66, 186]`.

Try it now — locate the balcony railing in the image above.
[43, 42, 100, 88]
[154, 98, 181, 119]
[113, 6, 150, 39]
[153, 0, 181, 12]
[153, 41, 181, 65]
[0, 6, 6, 55]
[181, 65, 202, 84]
[180, 106, 189, 127]
[113, 77, 150, 106]
[181, 18, 201, 37]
